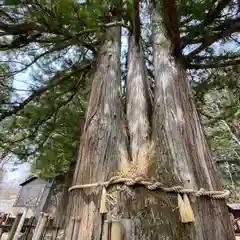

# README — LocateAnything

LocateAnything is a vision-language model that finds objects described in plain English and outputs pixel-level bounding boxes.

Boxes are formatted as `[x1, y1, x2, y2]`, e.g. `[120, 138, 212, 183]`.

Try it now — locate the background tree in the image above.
[196, 66, 240, 202]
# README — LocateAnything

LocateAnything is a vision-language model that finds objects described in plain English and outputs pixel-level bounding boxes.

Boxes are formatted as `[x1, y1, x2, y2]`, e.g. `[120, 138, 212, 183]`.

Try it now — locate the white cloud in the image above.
[3, 163, 30, 186]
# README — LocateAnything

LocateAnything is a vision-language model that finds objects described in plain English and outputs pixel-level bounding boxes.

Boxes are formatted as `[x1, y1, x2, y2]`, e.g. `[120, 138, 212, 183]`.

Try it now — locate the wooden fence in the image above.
[0, 213, 62, 240]
[1, 212, 239, 240]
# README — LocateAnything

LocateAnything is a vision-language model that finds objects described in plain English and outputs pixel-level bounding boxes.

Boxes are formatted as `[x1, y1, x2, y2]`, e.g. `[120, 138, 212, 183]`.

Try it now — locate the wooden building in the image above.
[14, 176, 53, 219]
[228, 203, 240, 233]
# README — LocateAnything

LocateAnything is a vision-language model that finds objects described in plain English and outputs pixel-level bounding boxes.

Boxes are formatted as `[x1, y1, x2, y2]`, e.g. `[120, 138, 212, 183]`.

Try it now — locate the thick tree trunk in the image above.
[66, 4, 235, 240]
[148, 4, 235, 240]
[65, 23, 129, 239]
[125, 34, 151, 174]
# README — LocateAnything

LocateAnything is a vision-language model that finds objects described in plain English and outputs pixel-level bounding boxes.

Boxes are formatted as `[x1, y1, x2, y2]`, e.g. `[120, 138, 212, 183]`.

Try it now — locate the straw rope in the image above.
[68, 176, 230, 199]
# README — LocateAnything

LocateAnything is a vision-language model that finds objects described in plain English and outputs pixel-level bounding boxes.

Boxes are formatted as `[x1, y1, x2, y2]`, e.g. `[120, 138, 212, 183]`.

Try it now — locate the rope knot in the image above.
[195, 188, 206, 197]
[68, 176, 230, 200]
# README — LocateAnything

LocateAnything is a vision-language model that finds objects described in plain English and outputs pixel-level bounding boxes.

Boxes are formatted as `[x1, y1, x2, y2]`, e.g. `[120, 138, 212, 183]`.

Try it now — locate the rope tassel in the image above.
[100, 187, 108, 214]
[178, 194, 195, 223]
[183, 194, 195, 222]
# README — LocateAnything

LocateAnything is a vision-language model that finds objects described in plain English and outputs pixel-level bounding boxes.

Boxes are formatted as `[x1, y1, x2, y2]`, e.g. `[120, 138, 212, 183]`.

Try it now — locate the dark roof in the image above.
[19, 176, 38, 186]
[227, 203, 240, 211]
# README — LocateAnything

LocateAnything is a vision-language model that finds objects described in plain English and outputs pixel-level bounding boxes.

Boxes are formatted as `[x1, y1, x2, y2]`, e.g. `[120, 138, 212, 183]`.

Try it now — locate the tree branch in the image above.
[183, 17, 240, 47]
[201, 105, 238, 125]
[0, 62, 93, 122]
[0, 22, 45, 34]
[132, 0, 141, 44]
[181, 0, 232, 48]
[205, 0, 232, 26]
[192, 54, 240, 61]
[0, 32, 43, 50]
[4, 43, 71, 76]
[221, 120, 240, 146]
[0, 9, 16, 23]
[187, 58, 240, 69]
[212, 17, 240, 32]
[163, 0, 181, 55]
[0, 21, 126, 53]
[0, 87, 79, 159]
[185, 22, 240, 59]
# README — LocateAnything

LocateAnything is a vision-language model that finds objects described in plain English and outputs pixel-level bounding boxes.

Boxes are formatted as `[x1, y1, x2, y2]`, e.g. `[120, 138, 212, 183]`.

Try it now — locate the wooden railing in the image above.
[0, 213, 62, 240]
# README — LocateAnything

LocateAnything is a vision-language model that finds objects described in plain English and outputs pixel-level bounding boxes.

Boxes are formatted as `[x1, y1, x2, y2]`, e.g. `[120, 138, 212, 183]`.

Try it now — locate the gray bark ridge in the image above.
[65, 24, 129, 240]
[125, 34, 152, 176]
[150, 4, 235, 240]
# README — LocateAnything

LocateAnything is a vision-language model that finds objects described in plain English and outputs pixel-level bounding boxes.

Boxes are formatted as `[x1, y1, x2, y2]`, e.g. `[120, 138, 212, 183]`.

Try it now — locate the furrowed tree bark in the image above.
[148, 2, 235, 239]
[104, 31, 158, 239]
[126, 34, 152, 174]
[65, 21, 129, 240]
[65, 2, 235, 240]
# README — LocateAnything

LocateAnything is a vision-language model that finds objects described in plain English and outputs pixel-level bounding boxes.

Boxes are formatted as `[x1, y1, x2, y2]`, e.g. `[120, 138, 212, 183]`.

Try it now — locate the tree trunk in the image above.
[125, 34, 152, 174]
[66, 3, 235, 240]
[147, 3, 235, 240]
[65, 22, 129, 239]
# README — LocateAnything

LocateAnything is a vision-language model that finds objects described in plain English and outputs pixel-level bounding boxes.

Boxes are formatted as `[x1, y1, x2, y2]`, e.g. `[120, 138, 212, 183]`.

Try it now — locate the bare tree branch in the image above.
[187, 58, 240, 69]
[0, 22, 45, 34]
[192, 54, 240, 61]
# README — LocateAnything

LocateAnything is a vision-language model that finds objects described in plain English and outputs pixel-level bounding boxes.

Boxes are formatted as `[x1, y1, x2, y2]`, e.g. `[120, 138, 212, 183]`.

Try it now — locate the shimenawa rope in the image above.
[68, 175, 230, 199]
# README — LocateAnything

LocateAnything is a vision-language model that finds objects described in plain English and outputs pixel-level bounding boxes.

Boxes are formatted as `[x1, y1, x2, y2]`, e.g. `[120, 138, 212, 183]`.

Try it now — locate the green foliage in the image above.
[195, 67, 240, 201]
[31, 96, 85, 178]
[0, 0, 239, 188]
[178, 0, 212, 20]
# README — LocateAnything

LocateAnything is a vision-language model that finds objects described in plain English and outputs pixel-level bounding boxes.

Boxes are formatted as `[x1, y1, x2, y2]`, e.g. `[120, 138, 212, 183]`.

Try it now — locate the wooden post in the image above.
[64, 217, 74, 240]
[0, 214, 7, 225]
[24, 216, 35, 240]
[102, 220, 110, 240]
[51, 222, 60, 240]
[8, 208, 28, 240]
[111, 220, 122, 240]
[12, 208, 28, 240]
[7, 213, 22, 240]
[0, 228, 4, 239]
[42, 217, 52, 239]
[50, 225, 59, 240]
[33, 213, 48, 240]
[72, 218, 80, 240]
[5, 214, 10, 225]
[121, 219, 133, 240]
[0, 214, 7, 239]
[32, 212, 43, 240]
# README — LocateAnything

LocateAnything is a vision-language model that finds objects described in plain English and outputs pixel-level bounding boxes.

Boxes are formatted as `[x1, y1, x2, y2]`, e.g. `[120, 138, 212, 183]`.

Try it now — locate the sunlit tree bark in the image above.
[66, 1, 235, 239]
